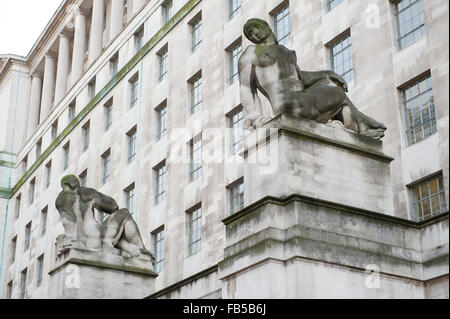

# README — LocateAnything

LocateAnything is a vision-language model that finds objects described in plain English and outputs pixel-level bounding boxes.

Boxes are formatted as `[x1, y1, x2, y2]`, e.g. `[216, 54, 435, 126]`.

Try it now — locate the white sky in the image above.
[0, 0, 64, 57]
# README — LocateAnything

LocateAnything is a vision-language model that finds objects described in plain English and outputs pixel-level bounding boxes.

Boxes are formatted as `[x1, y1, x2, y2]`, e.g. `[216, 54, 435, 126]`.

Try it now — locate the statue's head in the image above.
[244, 18, 278, 45]
[61, 175, 80, 192]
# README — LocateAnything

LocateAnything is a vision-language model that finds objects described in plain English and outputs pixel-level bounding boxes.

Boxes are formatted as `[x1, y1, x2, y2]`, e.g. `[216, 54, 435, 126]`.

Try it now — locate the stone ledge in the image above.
[219, 195, 449, 283]
[49, 248, 157, 277]
[258, 114, 394, 163]
[222, 194, 449, 228]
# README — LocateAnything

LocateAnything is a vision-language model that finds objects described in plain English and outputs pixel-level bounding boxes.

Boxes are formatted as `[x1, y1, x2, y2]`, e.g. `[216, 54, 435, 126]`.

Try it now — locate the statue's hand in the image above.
[328, 72, 348, 92]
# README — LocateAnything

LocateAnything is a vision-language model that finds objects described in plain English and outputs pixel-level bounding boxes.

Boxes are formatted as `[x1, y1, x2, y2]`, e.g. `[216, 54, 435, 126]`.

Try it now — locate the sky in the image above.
[0, 0, 64, 57]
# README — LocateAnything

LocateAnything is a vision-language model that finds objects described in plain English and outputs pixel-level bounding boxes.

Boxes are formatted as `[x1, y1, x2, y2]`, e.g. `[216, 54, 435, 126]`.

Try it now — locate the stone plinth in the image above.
[218, 195, 449, 299]
[218, 116, 448, 299]
[48, 248, 158, 299]
[243, 114, 394, 215]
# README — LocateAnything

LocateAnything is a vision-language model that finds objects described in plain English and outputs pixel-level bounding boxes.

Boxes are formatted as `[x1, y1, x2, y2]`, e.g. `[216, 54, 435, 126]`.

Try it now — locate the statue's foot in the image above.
[140, 248, 155, 262]
[359, 121, 387, 139]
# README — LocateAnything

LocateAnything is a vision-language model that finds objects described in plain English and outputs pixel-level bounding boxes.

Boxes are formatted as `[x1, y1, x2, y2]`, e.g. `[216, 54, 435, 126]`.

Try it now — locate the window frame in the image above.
[101, 149, 111, 185]
[190, 15, 202, 52]
[409, 174, 447, 222]
[127, 126, 138, 164]
[187, 205, 202, 256]
[328, 31, 354, 84]
[400, 74, 436, 146]
[394, 0, 426, 50]
[189, 73, 202, 114]
[272, 3, 291, 46]
[189, 135, 202, 182]
[228, 178, 244, 215]
[153, 227, 165, 273]
[229, 0, 242, 20]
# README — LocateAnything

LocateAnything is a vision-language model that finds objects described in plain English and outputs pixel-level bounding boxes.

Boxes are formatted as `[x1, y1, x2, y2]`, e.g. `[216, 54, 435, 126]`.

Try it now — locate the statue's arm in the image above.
[297, 67, 348, 92]
[81, 188, 119, 214]
[239, 47, 264, 127]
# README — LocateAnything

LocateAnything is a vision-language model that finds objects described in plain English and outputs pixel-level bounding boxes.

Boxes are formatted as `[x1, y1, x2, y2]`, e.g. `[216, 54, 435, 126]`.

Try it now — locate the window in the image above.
[110, 53, 119, 76]
[191, 16, 202, 52]
[63, 142, 70, 171]
[273, 4, 290, 45]
[6, 281, 12, 299]
[190, 135, 202, 182]
[130, 74, 139, 108]
[11, 236, 17, 264]
[188, 206, 202, 255]
[228, 179, 244, 215]
[45, 161, 52, 189]
[401, 75, 436, 145]
[105, 99, 113, 131]
[24, 222, 31, 251]
[36, 139, 42, 159]
[36, 255, 44, 288]
[156, 102, 168, 140]
[51, 121, 58, 141]
[21, 156, 28, 176]
[189, 74, 202, 114]
[135, 26, 144, 52]
[68, 101, 76, 122]
[79, 170, 88, 187]
[154, 161, 166, 205]
[158, 46, 169, 81]
[82, 121, 90, 152]
[410, 174, 447, 222]
[330, 33, 354, 83]
[162, 0, 173, 24]
[153, 227, 165, 272]
[229, 0, 242, 19]
[395, 0, 426, 49]
[15, 195, 21, 219]
[20, 269, 27, 299]
[229, 107, 244, 155]
[125, 184, 136, 216]
[327, 0, 344, 11]
[101, 150, 111, 185]
[29, 178, 35, 204]
[228, 41, 242, 85]
[41, 206, 48, 237]
[127, 126, 137, 164]
[88, 77, 96, 100]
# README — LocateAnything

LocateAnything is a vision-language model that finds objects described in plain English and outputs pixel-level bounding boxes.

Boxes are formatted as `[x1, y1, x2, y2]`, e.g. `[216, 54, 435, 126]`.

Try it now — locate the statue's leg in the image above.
[340, 98, 387, 138]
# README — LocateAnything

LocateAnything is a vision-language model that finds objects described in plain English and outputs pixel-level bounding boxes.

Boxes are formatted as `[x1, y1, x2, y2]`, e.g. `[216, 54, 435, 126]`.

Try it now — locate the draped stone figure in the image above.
[239, 18, 387, 139]
[55, 175, 153, 260]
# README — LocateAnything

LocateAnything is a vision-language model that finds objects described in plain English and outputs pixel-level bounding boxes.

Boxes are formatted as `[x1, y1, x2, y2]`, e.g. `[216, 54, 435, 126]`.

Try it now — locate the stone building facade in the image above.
[0, 0, 448, 299]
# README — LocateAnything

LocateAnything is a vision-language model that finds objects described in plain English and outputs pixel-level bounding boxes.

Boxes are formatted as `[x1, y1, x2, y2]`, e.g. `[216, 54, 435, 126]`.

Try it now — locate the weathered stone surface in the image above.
[48, 247, 157, 299]
[219, 195, 449, 299]
[243, 114, 394, 215]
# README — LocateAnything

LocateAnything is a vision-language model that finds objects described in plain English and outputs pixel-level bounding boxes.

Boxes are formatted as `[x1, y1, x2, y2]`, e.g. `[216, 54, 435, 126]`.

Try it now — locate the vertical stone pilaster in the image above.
[39, 52, 57, 124]
[55, 32, 71, 104]
[27, 72, 43, 139]
[109, 0, 124, 42]
[71, 8, 88, 86]
[89, 0, 105, 64]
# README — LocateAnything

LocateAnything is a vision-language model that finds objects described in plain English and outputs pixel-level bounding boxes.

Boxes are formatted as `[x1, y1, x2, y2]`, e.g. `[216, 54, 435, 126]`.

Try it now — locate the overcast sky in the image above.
[0, 0, 64, 57]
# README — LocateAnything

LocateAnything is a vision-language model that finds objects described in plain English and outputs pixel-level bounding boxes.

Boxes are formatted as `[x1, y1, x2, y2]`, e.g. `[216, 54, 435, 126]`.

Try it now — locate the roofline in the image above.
[25, 0, 68, 59]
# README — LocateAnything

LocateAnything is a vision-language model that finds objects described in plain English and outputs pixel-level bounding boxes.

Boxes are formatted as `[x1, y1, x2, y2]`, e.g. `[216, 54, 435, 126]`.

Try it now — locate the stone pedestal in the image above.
[48, 248, 158, 299]
[243, 114, 394, 215]
[218, 116, 449, 299]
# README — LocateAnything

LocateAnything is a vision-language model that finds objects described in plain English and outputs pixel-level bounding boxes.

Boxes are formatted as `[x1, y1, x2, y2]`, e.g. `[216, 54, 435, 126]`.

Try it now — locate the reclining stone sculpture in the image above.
[55, 175, 154, 261]
[239, 18, 387, 139]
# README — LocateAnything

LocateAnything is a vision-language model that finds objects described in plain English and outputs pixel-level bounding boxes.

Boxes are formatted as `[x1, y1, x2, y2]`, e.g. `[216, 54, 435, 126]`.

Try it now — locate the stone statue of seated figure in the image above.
[55, 175, 154, 261]
[239, 18, 387, 139]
